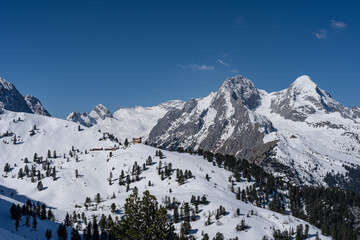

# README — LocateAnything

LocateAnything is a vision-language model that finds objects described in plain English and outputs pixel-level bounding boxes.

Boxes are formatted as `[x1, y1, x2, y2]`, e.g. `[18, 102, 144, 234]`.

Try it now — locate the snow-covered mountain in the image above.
[24, 95, 51, 116]
[0, 77, 50, 116]
[67, 100, 185, 141]
[148, 75, 360, 185]
[0, 109, 330, 239]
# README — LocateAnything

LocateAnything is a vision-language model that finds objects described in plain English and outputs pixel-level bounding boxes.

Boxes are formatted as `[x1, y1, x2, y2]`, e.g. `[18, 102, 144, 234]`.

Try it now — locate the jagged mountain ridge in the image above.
[67, 100, 185, 140]
[148, 75, 360, 185]
[24, 95, 51, 116]
[0, 77, 50, 116]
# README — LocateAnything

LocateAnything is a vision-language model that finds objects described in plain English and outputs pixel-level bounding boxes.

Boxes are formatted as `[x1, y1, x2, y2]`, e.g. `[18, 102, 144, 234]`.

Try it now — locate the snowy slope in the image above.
[0, 110, 329, 239]
[256, 77, 360, 184]
[67, 100, 185, 141]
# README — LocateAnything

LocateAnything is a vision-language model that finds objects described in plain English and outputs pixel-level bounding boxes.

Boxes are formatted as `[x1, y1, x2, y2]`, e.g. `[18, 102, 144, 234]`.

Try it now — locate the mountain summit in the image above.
[0, 77, 50, 116]
[270, 75, 350, 121]
[89, 104, 113, 120]
[148, 75, 274, 160]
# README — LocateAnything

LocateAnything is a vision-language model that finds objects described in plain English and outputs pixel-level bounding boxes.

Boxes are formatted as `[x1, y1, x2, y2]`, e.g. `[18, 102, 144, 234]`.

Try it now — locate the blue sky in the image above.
[0, 0, 359, 118]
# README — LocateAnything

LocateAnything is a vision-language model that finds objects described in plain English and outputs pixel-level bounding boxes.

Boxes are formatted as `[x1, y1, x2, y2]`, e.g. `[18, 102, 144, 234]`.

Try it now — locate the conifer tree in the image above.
[70, 228, 81, 240]
[37, 181, 43, 191]
[110, 190, 174, 239]
[45, 229, 52, 240]
[32, 215, 37, 231]
[15, 218, 19, 231]
[57, 223, 68, 240]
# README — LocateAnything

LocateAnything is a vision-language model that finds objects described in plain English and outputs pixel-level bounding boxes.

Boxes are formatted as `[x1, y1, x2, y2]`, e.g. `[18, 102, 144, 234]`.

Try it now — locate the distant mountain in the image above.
[67, 100, 185, 140]
[0, 77, 50, 116]
[24, 95, 51, 116]
[148, 75, 360, 185]
[270, 75, 352, 121]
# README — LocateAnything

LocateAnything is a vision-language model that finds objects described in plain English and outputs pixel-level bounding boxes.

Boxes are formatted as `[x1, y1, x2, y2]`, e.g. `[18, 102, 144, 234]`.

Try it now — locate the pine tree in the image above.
[99, 214, 106, 233]
[45, 229, 52, 240]
[57, 223, 68, 240]
[95, 193, 101, 203]
[70, 228, 81, 240]
[32, 216, 37, 231]
[40, 203, 47, 220]
[92, 220, 100, 240]
[110, 190, 174, 239]
[173, 205, 179, 223]
[64, 212, 72, 227]
[15, 218, 19, 231]
[37, 181, 43, 191]
[111, 203, 116, 213]
[124, 138, 129, 147]
[202, 233, 209, 240]
[4, 163, 10, 173]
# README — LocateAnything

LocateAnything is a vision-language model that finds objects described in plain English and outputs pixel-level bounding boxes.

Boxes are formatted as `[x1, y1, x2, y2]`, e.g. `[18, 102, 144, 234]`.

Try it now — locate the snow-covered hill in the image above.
[67, 100, 185, 141]
[0, 110, 330, 239]
[148, 75, 360, 185]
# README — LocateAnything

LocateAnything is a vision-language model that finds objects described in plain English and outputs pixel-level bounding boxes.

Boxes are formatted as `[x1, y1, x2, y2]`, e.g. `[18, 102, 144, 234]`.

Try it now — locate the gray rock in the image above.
[24, 95, 51, 116]
[0, 77, 33, 114]
[148, 75, 274, 159]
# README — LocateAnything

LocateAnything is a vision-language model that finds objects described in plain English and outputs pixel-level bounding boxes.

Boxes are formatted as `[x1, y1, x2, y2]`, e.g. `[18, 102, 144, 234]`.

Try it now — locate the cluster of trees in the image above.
[156, 150, 164, 159]
[189, 148, 360, 239]
[118, 160, 146, 191]
[272, 224, 315, 240]
[176, 168, 193, 185]
[325, 164, 360, 195]
[10, 200, 54, 233]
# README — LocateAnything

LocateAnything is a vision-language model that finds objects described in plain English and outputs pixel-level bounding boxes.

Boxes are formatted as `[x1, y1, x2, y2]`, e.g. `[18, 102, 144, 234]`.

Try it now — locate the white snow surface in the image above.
[0, 110, 330, 239]
[67, 100, 185, 141]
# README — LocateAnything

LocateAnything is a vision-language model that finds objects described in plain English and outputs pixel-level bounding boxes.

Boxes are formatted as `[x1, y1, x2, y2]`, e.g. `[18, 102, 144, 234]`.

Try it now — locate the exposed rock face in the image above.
[270, 75, 351, 121]
[66, 112, 96, 127]
[352, 107, 360, 119]
[67, 104, 113, 127]
[0, 77, 51, 116]
[24, 95, 51, 116]
[89, 104, 113, 120]
[0, 77, 33, 114]
[148, 75, 274, 159]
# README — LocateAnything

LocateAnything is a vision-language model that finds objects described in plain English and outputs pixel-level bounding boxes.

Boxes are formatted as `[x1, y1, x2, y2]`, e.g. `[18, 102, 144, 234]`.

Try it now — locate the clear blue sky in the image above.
[0, 0, 359, 118]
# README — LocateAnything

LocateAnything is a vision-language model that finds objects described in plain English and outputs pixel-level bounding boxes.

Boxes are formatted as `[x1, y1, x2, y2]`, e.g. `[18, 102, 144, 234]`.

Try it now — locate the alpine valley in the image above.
[0, 74, 359, 240]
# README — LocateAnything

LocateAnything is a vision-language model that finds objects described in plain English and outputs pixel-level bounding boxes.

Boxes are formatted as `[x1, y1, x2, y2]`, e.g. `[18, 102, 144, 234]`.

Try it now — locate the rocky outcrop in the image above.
[24, 95, 51, 116]
[0, 77, 33, 114]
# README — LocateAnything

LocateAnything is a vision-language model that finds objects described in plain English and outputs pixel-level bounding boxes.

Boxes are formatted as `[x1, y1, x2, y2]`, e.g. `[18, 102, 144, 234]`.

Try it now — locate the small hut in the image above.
[132, 137, 142, 144]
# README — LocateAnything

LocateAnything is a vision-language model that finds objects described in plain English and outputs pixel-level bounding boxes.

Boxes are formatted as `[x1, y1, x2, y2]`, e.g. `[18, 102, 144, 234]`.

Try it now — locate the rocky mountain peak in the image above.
[0, 77, 33, 114]
[270, 75, 351, 121]
[217, 75, 261, 110]
[24, 95, 51, 116]
[289, 75, 317, 93]
[89, 104, 113, 120]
